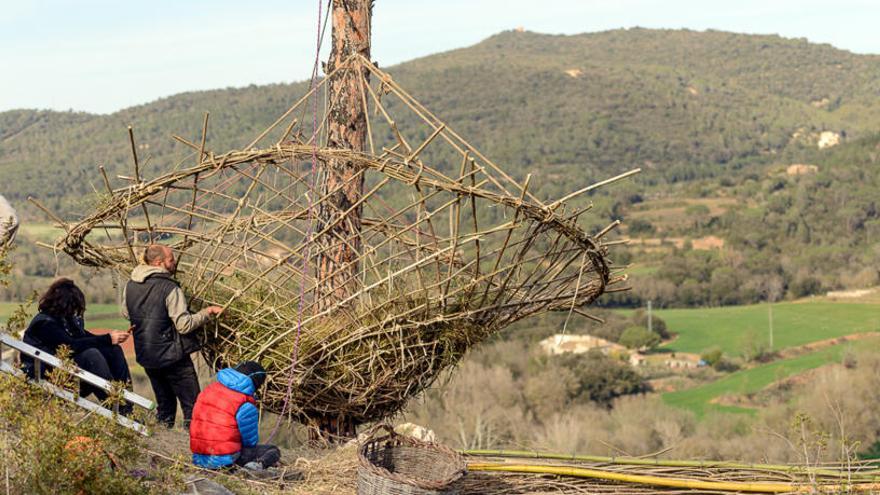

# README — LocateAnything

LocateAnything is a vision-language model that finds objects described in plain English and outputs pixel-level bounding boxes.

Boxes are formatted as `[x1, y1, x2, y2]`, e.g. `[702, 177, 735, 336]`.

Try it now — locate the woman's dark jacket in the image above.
[20, 312, 112, 378]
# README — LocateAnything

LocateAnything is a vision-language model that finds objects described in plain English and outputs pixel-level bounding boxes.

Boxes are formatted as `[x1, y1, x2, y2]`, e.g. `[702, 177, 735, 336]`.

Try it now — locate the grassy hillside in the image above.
[662, 338, 879, 417]
[658, 302, 880, 355]
[650, 299, 880, 417]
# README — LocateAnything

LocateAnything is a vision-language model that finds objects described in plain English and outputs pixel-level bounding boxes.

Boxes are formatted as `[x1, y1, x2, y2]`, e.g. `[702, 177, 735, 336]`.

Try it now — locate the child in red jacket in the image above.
[190, 361, 280, 470]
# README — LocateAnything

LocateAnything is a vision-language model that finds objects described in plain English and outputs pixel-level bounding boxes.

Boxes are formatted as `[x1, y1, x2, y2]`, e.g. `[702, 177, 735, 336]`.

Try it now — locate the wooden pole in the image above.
[313, 0, 372, 441]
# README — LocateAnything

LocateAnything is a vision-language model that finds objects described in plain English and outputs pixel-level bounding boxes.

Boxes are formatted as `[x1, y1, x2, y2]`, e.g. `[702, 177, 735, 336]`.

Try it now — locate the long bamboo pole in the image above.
[463, 450, 880, 480]
[468, 462, 799, 493]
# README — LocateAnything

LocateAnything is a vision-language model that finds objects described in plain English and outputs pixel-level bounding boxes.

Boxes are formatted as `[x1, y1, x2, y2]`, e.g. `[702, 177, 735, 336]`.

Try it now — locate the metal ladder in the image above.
[0, 331, 155, 435]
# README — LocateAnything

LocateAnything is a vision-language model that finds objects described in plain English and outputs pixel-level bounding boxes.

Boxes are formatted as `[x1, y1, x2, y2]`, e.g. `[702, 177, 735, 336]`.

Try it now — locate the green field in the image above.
[662, 339, 878, 417]
[657, 302, 880, 355]
[647, 301, 880, 417]
[0, 302, 123, 326]
[16, 223, 63, 242]
[86, 317, 131, 331]
[625, 263, 660, 276]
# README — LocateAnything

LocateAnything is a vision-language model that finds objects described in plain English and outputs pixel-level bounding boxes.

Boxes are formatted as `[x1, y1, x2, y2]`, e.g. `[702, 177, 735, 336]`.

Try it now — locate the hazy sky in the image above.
[2, 0, 878, 114]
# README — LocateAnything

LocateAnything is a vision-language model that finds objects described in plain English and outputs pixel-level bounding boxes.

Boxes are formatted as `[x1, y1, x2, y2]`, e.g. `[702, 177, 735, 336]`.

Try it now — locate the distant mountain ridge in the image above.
[2, 28, 880, 218]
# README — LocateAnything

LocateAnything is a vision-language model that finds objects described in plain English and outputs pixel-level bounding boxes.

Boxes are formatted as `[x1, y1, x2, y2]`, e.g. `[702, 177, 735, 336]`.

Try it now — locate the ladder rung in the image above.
[0, 332, 155, 410]
[0, 360, 149, 435]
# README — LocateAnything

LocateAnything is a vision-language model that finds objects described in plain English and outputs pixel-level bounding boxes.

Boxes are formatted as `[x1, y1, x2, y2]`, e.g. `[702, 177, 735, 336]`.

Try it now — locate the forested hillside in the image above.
[607, 132, 880, 308]
[2, 28, 879, 306]
[3, 28, 880, 212]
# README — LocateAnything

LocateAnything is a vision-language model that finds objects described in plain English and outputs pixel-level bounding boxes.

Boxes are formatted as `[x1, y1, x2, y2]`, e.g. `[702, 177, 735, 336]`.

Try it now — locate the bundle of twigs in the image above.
[460, 450, 880, 494]
[37, 56, 633, 424]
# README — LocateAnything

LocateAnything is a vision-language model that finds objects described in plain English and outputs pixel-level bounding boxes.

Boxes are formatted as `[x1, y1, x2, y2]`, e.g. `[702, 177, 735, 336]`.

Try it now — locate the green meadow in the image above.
[0, 302, 123, 326]
[662, 338, 878, 417]
[657, 302, 880, 355]
[16, 223, 62, 242]
[636, 300, 880, 417]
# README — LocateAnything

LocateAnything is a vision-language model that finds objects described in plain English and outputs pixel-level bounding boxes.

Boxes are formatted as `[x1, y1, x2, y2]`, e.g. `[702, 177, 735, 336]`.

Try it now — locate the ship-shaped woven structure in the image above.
[45, 55, 633, 424]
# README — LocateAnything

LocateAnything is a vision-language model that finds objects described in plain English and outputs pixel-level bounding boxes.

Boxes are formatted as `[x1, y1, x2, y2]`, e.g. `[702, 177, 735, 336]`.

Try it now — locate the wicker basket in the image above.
[357, 425, 467, 495]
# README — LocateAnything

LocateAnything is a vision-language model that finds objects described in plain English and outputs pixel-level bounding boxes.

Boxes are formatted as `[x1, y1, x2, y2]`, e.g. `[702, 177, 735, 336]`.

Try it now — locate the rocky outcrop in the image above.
[818, 131, 841, 149]
[786, 164, 819, 176]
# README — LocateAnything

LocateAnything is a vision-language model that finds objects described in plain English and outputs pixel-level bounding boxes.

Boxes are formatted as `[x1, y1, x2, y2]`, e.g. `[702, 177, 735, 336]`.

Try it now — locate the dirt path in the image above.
[775, 331, 880, 360]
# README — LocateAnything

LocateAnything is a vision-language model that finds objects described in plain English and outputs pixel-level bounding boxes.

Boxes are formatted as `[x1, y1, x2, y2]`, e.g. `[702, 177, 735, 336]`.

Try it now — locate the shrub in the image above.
[631, 309, 670, 339]
[619, 325, 661, 350]
[790, 275, 823, 298]
[0, 246, 11, 287]
[556, 351, 650, 407]
[700, 347, 723, 367]
[628, 218, 655, 235]
[0, 361, 157, 494]
[739, 329, 773, 362]
[713, 357, 741, 372]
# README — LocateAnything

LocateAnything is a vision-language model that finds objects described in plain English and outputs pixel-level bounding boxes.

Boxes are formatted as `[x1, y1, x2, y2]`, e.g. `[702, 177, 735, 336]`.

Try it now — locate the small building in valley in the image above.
[539, 334, 627, 356]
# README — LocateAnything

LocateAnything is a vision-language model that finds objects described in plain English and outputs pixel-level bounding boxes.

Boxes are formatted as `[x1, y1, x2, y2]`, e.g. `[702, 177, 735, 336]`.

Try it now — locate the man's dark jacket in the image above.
[125, 272, 191, 369]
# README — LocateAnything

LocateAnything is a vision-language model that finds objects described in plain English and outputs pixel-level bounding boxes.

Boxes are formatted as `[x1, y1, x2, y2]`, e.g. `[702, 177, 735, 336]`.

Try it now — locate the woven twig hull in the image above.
[47, 57, 628, 424]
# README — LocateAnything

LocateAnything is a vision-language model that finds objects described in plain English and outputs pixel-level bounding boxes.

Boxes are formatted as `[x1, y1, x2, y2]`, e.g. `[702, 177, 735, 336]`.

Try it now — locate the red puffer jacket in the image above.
[190, 381, 256, 455]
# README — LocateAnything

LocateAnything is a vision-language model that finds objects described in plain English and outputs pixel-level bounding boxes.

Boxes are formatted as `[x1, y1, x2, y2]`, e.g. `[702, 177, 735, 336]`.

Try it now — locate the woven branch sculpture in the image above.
[42, 55, 635, 424]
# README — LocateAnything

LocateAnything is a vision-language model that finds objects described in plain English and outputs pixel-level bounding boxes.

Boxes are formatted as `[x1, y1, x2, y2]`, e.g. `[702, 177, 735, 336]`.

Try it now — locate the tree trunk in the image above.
[312, 0, 372, 443]
[316, 0, 371, 312]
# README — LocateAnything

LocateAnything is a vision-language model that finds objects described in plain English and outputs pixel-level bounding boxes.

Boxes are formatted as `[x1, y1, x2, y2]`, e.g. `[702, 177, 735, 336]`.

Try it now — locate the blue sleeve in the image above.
[235, 402, 260, 447]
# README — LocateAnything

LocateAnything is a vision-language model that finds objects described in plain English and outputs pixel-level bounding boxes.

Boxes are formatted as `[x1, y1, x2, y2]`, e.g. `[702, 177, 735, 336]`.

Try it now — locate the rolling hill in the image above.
[2, 28, 880, 307]
[3, 28, 880, 218]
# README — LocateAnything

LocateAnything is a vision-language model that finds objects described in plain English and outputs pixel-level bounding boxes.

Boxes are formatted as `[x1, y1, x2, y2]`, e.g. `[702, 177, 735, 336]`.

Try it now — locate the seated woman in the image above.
[21, 278, 133, 408]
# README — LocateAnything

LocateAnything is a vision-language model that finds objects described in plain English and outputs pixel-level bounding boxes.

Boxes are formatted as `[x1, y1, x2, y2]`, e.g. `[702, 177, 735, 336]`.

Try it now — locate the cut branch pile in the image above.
[460, 450, 880, 494]
[225, 445, 880, 495]
[39, 55, 634, 425]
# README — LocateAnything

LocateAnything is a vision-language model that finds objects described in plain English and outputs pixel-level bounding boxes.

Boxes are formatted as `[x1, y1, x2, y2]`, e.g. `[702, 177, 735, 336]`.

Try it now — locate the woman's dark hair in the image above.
[38, 278, 86, 318]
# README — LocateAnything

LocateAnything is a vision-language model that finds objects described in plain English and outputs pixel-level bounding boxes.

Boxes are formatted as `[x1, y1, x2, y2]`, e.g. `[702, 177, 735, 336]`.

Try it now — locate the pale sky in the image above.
[2, 0, 878, 114]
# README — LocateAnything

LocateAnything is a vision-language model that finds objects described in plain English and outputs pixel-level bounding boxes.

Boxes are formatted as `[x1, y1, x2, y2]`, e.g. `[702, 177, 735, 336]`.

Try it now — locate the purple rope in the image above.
[268, 0, 328, 442]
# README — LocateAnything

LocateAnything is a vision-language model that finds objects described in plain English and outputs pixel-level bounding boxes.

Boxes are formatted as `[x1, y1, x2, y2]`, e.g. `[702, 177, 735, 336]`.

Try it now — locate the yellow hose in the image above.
[467, 462, 880, 493]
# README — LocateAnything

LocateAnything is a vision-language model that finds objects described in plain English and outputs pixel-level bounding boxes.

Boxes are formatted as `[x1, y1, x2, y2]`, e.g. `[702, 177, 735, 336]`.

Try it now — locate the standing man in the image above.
[123, 244, 222, 428]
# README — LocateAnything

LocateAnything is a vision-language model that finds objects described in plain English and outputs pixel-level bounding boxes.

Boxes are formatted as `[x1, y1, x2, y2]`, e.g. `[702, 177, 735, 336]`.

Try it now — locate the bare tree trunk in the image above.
[312, 0, 372, 442]
[316, 0, 371, 311]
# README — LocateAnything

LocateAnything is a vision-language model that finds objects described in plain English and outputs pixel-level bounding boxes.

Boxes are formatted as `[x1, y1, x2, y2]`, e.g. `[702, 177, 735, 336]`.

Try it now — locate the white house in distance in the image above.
[539, 334, 702, 369]
[539, 334, 651, 367]
[539, 334, 626, 356]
